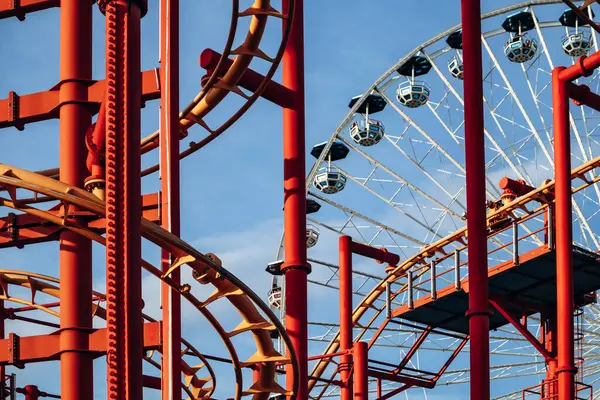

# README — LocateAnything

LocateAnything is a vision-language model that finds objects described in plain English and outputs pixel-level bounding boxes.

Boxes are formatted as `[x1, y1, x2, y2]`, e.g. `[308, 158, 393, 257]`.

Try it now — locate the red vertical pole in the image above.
[353, 342, 368, 400]
[543, 316, 558, 396]
[553, 67, 576, 400]
[58, 0, 93, 397]
[339, 236, 353, 400]
[160, 0, 181, 397]
[281, 0, 310, 399]
[461, 1, 490, 399]
[102, 0, 145, 397]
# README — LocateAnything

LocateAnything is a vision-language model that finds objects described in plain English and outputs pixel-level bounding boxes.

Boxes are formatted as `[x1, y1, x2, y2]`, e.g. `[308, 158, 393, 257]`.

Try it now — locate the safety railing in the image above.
[399, 206, 552, 309]
[521, 379, 592, 400]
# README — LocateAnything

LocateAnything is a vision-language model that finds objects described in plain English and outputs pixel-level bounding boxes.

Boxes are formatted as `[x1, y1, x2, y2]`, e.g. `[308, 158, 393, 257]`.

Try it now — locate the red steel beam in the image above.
[435, 337, 469, 380]
[281, 1, 309, 399]
[367, 369, 434, 389]
[58, 0, 94, 397]
[461, 1, 491, 399]
[489, 298, 553, 360]
[568, 82, 600, 112]
[350, 241, 400, 266]
[339, 236, 353, 400]
[553, 67, 576, 400]
[376, 384, 412, 400]
[0, 193, 160, 248]
[393, 326, 432, 374]
[199, 49, 294, 108]
[0, 71, 160, 130]
[306, 350, 349, 362]
[0, 0, 58, 19]
[0, 322, 160, 365]
[143, 375, 162, 390]
[102, 0, 145, 397]
[160, 0, 182, 396]
[353, 342, 368, 400]
[559, 51, 600, 82]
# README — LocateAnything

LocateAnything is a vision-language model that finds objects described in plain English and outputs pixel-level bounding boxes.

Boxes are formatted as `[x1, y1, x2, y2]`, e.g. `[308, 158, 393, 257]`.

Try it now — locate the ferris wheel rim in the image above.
[305, 0, 568, 190]
[290, 1, 600, 397]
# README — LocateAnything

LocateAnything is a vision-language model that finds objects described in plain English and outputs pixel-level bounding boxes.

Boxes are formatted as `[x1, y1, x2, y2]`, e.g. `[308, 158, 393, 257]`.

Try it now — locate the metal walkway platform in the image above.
[391, 245, 600, 334]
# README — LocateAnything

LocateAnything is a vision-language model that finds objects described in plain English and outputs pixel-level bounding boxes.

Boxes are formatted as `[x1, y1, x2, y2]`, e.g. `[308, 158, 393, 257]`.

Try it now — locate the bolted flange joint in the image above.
[465, 307, 494, 318]
[281, 261, 312, 274]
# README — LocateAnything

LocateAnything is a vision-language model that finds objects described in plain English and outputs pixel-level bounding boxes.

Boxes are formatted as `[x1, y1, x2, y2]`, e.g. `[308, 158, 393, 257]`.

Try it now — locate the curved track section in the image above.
[140, 0, 295, 175]
[0, 164, 299, 400]
[309, 156, 600, 395]
[0, 270, 217, 398]
[38, 0, 295, 180]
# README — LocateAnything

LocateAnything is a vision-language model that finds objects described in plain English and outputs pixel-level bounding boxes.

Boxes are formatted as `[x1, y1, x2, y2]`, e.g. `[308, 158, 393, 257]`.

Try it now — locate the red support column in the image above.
[353, 342, 368, 400]
[102, 0, 145, 397]
[58, 0, 93, 397]
[159, 0, 182, 397]
[543, 316, 558, 397]
[461, 1, 490, 399]
[553, 67, 576, 400]
[339, 236, 353, 400]
[281, 0, 310, 399]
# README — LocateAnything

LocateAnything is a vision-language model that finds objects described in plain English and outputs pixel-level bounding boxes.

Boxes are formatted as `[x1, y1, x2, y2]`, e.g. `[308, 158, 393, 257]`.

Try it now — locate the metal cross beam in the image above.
[0, 322, 161, 366]
[0, 0, 58, 20]
[0, 70, 160, 130]
[0, 193, 160, 248]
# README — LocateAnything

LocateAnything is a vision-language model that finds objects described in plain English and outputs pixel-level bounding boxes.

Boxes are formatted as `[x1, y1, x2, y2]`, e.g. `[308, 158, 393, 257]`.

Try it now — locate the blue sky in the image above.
[1, 0, 597, 399]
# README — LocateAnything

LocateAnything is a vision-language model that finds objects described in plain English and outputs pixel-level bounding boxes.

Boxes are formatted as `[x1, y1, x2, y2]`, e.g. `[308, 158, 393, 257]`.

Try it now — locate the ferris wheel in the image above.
[269, 1, 600, 398]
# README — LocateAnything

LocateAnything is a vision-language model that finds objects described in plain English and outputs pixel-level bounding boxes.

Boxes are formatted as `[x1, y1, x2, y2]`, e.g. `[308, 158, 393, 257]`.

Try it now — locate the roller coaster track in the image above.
[34, 0, 295, 180]
[0, 164, 299, 400]
[307, 156, 600, 397]
[140, 0, 295, 166]
[0, 1, 298, 397]
[0, 270, 217, 399]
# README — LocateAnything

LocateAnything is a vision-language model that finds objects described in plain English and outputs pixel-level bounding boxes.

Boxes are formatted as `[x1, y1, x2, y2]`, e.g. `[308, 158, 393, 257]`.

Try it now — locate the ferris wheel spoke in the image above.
[426, 49, 537, 188]
[482, 36, 555, 167]
[333, 161, 438, 232]
[308, 191, 426, 247]
[299, 4, 600, 397]
[322, 165, 448, 243]
[384, 132, 470, 208]
[375, 90, 468, 176]
[483, 96, 535, 183]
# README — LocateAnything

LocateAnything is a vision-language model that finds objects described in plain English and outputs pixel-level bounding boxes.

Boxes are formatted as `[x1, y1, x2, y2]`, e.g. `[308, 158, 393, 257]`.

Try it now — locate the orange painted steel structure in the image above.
[159, 0, 182, 396]
[305, 3, 600, 399]
[58, 0, 94, 398]
[0, 0, 301, 398]
[4, 0, 600, 399]
[461, 0, 491, 398]
[281, 1, 310, 399]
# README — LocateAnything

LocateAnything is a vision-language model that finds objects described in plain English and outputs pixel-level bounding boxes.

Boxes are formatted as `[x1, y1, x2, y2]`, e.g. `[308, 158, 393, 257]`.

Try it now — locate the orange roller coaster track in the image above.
[0, 0, 306, 398]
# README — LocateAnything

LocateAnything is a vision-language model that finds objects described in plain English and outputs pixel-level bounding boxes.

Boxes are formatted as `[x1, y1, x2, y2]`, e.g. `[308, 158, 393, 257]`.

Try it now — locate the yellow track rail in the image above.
[0, 270, 217, 399]
[0, 164, 299, 400]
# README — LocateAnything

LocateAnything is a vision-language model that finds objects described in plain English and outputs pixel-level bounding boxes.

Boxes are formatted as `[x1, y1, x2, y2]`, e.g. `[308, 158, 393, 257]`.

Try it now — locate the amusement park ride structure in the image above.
[2, 0, 600, 399]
